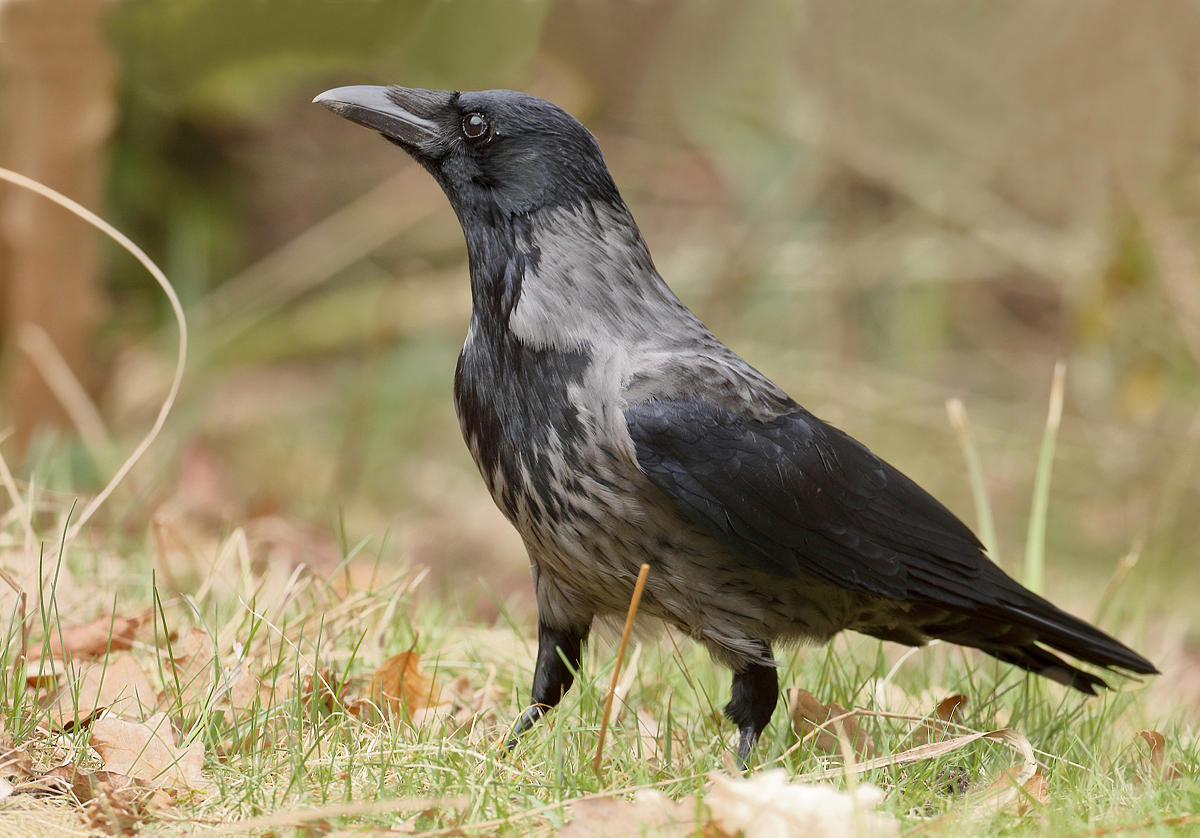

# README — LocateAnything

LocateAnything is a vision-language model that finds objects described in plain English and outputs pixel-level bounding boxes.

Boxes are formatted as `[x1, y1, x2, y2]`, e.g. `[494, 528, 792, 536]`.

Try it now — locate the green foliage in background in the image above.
[103, 0, 552, 312]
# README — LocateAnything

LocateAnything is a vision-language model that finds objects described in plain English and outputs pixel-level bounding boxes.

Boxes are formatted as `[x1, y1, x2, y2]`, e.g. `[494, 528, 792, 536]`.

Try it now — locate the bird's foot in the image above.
[735, 726, 760, 771]
[500, 703, 547, 755]
[724, 654, 779, 772]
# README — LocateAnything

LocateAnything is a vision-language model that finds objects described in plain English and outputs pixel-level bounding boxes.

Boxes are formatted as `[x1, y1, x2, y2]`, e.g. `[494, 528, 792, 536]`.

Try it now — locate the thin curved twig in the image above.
[0, 166, 187, 546]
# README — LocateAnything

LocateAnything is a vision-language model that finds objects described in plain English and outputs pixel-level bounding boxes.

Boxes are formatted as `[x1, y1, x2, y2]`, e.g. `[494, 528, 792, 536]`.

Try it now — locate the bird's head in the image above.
[314, 85, 620, 219]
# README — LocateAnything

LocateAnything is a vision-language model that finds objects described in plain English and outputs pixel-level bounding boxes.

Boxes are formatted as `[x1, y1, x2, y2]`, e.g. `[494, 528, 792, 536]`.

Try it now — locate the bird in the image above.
[315, 84, 1158, 763]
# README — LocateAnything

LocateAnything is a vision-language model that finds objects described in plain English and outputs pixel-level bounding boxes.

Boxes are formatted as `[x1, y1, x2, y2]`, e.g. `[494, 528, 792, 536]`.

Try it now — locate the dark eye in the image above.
[462, 113, 491, 142]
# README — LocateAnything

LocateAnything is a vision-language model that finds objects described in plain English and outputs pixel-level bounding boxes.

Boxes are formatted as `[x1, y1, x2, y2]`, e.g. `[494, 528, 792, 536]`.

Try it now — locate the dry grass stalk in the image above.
[0, 166, 187, 547]
[592, 562, 651, 775]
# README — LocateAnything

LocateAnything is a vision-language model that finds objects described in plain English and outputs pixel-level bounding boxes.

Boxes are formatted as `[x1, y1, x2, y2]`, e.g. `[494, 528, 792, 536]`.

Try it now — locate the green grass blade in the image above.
[1023, 360, 1066, 595]
[945, 397, 999, 564]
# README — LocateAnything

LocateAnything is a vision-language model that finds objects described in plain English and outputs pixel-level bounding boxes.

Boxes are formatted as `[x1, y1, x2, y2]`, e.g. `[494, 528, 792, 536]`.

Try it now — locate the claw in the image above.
[735, 726, 759, 771]
[500, 703, 548, 755]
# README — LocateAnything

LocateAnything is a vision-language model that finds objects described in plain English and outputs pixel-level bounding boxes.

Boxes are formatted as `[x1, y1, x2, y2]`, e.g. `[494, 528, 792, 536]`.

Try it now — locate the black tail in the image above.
[929, 592, 1158, 693]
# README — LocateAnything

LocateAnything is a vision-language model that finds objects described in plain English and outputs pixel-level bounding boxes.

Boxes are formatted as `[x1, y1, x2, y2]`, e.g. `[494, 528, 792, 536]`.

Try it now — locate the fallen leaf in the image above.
[32, 615, 142, 661]
[25, 658, 61, 689]
[219, 657, 288, 719]
[31, 765, 145, 806]
[912, 694, 968, 745]
[0, 734, 33, 778]
[162, 628, 215, 707]
[936, 694, 968, 720]
[1139, 729, 1167, 768]
[788, 689, 875, 758]
[634, 708, 664, 762]
[707, 770, 898, 838]
[302, 667, 350, 714]
[954, 765, 1050, 824]
[48, 654, 156, 724]
[89, 712, 210, 791]
[11, 764, 77, 797]
[562, 791, 699, 838]
[369, 650, 442, 722]
[1137, 730, 1184, 783]
[434, 669, 510, 741]
[39, 764, 90, 799]
[1013, 770, 1049, 814]
[224, 664, 261, 713]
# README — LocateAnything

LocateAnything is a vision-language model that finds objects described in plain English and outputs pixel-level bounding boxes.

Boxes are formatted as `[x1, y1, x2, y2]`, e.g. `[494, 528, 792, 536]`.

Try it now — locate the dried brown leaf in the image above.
[49, 653, 156, 724]
[11, 764, 76, 798]
[1137, 730, 1184, 783]
[36, 765, 90, 799]
[33, 764, 145, 806]
[912, 694, 968, 745]
[0, 733, 33, 778]
[788, 688, 875, 758]
[633, 708, 664, 763]
[562, 791, 700, 838]
[301, 667, 350, 714]
[936, 694, 968, 721]
[1014, 770, 1049, 813]
[1139, 729, 1167, 768]
[954, 765, 1050, 823]
[220, 657, 288, 718]
[225, 666, 261, 713]
[89, 712, 210, 791]
[345, 698, 374, 720]
[81, 770, 143, 806]
[369, 650, 442, 722]
[438, 671, 510, 739]
[25, 658, 61, 689]
[32, 615, 142, 661]
[161, 628, 215, 707]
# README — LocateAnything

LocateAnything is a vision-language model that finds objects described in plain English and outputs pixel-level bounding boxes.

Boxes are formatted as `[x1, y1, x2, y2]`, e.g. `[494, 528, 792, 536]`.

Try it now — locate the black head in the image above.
[314, 85, 621, 218]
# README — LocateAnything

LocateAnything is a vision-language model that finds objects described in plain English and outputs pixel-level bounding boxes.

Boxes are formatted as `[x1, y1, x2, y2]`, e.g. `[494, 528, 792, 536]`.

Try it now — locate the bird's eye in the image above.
[462, 113, 491, 142]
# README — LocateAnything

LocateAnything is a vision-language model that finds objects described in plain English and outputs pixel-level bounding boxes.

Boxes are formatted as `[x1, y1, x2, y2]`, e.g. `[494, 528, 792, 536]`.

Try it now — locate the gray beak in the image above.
[314, 85, 444, 149]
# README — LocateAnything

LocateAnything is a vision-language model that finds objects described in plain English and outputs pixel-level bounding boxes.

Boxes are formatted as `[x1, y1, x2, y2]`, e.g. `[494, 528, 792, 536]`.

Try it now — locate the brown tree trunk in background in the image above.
[0, 0, 116, 457]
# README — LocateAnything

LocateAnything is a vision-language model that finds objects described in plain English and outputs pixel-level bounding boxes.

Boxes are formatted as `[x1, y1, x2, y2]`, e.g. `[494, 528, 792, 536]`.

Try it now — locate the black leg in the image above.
[724, 652, 779, 767]
[504, 619, 590, 752]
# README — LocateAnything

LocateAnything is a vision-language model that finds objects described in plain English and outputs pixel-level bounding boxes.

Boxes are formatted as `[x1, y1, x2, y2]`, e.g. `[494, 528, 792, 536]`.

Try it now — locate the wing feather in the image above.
[626, 397, 985, 602]
[624, 396, 1158, 680]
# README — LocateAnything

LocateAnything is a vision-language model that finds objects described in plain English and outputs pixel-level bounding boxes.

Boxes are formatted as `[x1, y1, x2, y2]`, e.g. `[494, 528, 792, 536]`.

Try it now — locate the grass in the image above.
[0, 487, 1193, 837]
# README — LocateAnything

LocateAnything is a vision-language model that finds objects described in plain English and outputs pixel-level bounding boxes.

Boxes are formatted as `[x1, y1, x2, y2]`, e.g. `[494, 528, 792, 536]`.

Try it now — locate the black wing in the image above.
[625, 396, 1157, 685]
[626, 396, 987, 603]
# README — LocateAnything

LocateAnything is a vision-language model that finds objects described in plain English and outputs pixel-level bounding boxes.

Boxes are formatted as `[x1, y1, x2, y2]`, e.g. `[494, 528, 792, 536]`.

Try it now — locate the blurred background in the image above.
[0, 0, 1196, 660]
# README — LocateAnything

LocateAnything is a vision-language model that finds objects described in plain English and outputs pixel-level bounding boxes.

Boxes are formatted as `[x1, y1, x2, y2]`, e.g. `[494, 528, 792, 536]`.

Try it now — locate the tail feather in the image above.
[979, 641, 1109, 694]
[1005, 603, 1158, 675]
[925, 594, 1158, 694]
[869, 584, 1159, 693]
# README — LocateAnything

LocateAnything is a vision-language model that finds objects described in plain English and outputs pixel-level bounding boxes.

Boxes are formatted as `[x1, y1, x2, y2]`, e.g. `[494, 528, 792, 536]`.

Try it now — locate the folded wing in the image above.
[625, 396, 1157, 689]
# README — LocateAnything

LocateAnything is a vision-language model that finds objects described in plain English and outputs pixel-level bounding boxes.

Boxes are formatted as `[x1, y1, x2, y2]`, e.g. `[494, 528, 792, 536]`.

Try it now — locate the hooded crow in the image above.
[316, 85, 1157, 762]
